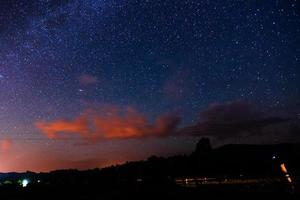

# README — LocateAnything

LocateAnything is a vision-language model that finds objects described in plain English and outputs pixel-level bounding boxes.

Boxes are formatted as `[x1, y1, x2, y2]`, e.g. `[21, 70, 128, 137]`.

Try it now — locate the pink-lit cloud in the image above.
[36, 106, 180, 142]
[79, 74, 98, 85]
[36, 114, 90, 139]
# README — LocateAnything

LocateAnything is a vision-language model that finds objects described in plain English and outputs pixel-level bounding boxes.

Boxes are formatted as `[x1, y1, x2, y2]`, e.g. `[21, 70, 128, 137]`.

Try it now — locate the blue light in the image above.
[22, 179, 29, 187]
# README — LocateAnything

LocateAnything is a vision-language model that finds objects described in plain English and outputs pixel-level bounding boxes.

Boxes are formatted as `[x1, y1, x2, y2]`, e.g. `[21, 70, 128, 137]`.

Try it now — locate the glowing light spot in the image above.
[280, 163, 288, 173]
[22, 179, 29, 187]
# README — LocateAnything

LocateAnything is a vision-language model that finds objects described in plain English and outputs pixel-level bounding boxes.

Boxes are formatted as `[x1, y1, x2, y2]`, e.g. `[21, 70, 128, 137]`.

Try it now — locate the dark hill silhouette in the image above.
[1, 139, 300, 200]
[1, 139, 299, 182]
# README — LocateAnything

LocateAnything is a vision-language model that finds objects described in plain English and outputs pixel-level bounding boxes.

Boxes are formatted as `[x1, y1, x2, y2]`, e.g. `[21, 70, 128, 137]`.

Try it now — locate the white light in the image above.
[22, 179, 29, 187]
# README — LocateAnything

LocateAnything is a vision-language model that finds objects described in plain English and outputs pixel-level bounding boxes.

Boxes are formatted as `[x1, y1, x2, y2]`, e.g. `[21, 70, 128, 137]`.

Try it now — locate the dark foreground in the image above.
[1, 141, 299, 199]
[0, 181, 299, 200]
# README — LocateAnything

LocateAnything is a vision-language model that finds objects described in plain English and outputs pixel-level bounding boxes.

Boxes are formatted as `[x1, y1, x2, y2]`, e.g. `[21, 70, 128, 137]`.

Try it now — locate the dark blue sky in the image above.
[0, 0, 299, 172]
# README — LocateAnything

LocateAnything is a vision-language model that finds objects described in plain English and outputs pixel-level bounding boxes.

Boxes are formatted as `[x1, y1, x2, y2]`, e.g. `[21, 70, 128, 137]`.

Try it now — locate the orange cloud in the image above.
[36, 107, 180, 142]
[36, 115, 91, 139]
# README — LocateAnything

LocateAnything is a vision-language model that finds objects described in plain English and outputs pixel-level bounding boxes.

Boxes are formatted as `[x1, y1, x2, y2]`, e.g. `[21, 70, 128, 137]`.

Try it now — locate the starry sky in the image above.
[0, 0, 299, 172]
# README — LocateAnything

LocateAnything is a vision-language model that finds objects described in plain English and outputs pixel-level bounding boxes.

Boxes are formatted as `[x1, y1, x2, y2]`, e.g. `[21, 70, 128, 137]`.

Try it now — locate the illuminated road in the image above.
[175, 176, 297, 188]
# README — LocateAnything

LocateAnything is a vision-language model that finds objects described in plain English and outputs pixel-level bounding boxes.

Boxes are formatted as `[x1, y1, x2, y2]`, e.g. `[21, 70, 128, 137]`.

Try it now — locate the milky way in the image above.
[0, 0, 299, 172]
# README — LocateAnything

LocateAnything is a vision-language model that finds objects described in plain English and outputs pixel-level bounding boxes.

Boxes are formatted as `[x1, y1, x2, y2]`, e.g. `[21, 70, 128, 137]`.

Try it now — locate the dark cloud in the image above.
[178, 101, 289, 139]
[200, 101, 263, 122]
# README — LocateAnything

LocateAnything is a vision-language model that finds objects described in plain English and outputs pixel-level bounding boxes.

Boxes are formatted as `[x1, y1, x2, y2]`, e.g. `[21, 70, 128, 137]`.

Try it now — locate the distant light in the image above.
[37, 180, 41, 183]
[3, 180, 12, 185]
[22, 179, 29, 187]
[280, 163, 288, 174]
[272, 155, 276, 160]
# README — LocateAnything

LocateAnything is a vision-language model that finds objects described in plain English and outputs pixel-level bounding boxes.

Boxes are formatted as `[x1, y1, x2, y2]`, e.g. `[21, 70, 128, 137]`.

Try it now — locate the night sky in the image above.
[0, 0, 299, 172]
